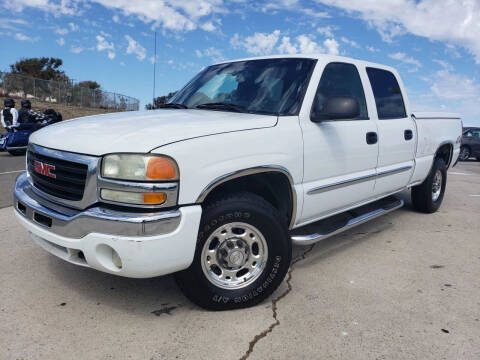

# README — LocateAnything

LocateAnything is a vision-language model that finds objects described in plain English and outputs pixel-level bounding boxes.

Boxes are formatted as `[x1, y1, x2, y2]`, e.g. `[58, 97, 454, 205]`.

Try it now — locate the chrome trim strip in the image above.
[97, 178, 179, 209]
[291, 198, 404, 245]
[376, 165, 413, 178]
[307, 165, 413, 195]
[196, 165, 297, 230]
[14, 172, 181, 238]
[307, 173, 376, 195]
[6, 146, 27, 150]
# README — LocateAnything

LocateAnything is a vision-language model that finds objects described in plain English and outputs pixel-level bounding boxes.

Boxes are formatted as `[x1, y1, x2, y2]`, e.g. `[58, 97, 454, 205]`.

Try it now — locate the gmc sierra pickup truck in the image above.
[14, 55, 462, 310]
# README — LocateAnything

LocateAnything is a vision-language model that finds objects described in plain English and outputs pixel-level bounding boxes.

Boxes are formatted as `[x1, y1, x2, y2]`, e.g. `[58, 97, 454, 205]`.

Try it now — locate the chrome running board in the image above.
[291, 196, 404, 246]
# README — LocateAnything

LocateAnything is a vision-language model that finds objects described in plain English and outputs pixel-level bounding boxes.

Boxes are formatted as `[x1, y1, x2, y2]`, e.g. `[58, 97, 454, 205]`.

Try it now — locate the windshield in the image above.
[168, 58, 316, 116]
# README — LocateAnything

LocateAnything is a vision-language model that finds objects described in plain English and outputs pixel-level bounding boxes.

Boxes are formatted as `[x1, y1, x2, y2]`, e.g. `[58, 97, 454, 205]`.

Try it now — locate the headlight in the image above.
[102, 154, 178, 181]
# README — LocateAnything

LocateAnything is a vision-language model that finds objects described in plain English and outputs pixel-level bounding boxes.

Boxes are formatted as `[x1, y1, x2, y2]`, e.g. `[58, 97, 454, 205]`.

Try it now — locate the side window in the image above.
[464, 131, 473, 137]
[366, 68, 407, 119]
[312, 62, 368, 120]
[472, 130, 480, 138]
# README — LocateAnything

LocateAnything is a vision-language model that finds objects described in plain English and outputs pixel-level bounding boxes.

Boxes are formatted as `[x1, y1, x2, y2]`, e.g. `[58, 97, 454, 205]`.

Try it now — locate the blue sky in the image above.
[1, 0, 479, 125]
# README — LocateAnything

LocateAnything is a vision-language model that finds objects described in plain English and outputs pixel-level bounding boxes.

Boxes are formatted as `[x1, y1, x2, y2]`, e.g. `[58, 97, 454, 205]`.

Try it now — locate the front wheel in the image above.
[411, 158, 447, 213]
[175, 193, 292, 310]
[459, 146, 470, 161]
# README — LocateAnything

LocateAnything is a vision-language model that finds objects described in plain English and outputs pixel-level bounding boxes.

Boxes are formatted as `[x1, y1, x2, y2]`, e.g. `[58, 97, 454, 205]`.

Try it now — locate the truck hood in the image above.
[29, 109, 278, 156]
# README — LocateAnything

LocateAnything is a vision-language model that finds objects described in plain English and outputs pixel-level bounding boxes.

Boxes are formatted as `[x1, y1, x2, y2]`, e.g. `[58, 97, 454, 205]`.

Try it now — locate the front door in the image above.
[298, 61, 379, 226]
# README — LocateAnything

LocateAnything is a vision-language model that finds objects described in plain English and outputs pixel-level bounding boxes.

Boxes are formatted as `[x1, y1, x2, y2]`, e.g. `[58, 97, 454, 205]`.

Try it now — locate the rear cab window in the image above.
[366, 68, 407, 119]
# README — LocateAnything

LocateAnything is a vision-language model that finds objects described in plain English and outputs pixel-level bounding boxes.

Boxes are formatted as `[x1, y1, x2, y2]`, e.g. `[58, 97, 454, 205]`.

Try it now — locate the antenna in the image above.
[152, 31, 157, 107]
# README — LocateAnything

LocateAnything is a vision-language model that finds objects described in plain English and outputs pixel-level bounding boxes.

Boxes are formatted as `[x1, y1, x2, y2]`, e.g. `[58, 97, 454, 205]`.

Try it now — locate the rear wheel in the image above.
[175, 192, 291, 310]
[411, 158, 447, 213]
[459, 146, 470, 161]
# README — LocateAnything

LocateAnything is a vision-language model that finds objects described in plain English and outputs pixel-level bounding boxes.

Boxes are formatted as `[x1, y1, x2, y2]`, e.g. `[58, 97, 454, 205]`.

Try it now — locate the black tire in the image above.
[411, 158, 447, 213]
[8, 149, 26, 156]
[175, 192, 292, 310]
[459, 146, 470, 161]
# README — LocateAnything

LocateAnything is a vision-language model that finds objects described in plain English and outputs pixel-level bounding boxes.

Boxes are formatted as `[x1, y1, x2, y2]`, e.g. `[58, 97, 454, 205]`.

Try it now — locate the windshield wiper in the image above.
[158, 103, 188, 109]
[195, 102, 246, 112]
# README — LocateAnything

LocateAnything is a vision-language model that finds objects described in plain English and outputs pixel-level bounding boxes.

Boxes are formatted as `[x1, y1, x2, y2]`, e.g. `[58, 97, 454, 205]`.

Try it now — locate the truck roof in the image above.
[215, 54, 397, 73]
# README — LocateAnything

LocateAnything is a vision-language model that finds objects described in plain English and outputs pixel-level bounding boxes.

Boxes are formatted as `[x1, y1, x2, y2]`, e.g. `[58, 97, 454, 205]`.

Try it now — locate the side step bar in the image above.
[291, 197, 404, 246]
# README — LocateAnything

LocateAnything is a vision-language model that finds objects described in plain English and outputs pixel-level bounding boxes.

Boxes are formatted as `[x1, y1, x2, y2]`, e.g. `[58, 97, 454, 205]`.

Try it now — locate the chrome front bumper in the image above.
[14, 172, 181, 238]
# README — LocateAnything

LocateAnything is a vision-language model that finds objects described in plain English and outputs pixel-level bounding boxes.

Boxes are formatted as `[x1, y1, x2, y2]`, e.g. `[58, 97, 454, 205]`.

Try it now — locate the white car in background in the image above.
[14, 54, 462, 310]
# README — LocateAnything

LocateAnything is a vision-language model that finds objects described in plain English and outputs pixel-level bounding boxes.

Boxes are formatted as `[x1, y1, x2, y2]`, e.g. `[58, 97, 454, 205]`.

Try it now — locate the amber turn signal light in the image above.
[146, 157, 177, 180]
[143, 192, 167, 204]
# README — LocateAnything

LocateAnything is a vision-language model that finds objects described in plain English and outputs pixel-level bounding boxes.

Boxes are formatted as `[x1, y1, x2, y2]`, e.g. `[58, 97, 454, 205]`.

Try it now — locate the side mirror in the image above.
[311, 96, 360, 122]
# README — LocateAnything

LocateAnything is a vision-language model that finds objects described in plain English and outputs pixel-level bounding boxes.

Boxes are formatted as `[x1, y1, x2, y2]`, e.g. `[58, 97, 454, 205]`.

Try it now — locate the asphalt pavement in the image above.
[0, 152, 25, 208]
[1, 159, 479, 360]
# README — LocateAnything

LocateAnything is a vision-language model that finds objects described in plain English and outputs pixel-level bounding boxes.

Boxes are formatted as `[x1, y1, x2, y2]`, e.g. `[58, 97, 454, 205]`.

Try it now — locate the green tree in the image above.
[78, 80, 101, 90]
[145, 92, 177, 110]
[10, 57, 68, 81]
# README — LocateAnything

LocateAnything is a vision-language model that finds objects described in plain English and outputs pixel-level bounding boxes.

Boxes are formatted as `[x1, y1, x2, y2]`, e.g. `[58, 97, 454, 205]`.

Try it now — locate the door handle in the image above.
[366, 132, 378, 145]
[404, 129, 413, 140]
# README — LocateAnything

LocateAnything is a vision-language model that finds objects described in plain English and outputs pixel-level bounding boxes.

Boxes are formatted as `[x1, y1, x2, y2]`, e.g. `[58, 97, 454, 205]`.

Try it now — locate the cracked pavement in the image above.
[1, 162, 480, 359]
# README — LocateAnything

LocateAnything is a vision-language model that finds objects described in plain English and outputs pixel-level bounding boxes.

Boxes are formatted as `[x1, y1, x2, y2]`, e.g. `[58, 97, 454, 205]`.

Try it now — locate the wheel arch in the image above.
[434, 141, 454, 168]
[196, 166, 297, 229]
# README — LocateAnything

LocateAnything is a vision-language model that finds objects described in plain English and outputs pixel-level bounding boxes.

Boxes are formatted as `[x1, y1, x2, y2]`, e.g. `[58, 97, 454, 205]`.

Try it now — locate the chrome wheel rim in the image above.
[432, 170, 442, 202]
[201, 222, 268, 290]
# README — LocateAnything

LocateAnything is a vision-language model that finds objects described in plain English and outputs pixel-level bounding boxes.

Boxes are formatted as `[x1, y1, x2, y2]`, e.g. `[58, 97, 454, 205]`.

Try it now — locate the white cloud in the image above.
[195, 49, 203, 57]
[200, 21, 216, 32]
[96, 35, 114, 51]
[0, 18, 28, 31]
[232, 30, 281, 55]
[125, 35, 146, 60]
[340, 36, 360, 48]
[366, 45, 379, 52]
[56, 37, 65, 46]
[317, 26, 335, 38]
[70, 45, 84, 54]
[96, 35, 115, 59]
[278, 37, 297, 54]
[68, 22, 78, 31]
[297, 35, 323, 54]
[14, 33, 32, 41]
[389, 52, 422, 71]
[430, 70, 480, 100]
[276, 34, 340, 55]
[323, 38, 339, 55]
[245, 30, 281, 55]
[112, 15, 120, 23]
[55, 27, 68, 35]
[6, 0, 224, 33]
[315, 0, 480, 63]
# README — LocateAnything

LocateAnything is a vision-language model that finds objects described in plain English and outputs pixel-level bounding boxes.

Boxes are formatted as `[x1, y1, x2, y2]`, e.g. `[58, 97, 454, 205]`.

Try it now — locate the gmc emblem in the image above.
[34, 160, 56, 179]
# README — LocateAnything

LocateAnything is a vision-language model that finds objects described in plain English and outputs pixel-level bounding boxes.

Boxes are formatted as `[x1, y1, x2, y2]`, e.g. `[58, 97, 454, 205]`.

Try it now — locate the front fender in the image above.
[151, 117, 303, 208]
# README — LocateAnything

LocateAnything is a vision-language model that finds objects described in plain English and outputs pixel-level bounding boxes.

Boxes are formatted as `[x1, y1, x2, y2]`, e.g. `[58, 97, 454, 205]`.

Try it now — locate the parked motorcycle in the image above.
[0, 110, 62, 156]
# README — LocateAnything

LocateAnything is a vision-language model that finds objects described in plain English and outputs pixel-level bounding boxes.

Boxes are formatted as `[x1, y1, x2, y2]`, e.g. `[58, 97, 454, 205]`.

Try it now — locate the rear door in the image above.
[366, 67, 416, 196]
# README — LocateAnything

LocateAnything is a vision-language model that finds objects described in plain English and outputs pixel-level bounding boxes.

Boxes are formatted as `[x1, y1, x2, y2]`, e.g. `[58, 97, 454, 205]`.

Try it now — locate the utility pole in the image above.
[153, 31, 157, 108]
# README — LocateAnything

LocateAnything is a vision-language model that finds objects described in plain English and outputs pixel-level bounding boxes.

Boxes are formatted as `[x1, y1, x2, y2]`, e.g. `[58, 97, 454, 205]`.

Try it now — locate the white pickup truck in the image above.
[14, 55, 462, 310]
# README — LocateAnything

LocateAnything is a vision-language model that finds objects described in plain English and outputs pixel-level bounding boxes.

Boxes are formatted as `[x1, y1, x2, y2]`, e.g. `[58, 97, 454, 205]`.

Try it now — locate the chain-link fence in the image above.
[0, 72, 139, 111]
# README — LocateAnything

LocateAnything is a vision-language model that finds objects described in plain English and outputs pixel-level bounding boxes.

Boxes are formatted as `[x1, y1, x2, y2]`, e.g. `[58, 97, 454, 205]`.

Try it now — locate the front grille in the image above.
[27, 150, 88, 201]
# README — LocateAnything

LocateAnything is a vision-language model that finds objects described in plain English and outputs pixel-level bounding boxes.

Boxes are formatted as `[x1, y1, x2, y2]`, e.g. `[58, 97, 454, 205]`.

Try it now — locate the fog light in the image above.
[101, 189, 166, 205]
[112, 249, 122, 269]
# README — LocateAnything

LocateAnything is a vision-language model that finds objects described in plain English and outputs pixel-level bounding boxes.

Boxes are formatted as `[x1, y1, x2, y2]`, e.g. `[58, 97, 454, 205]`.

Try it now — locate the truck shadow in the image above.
[47, 191, 415, 314]
[47, 257, 192, 316]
